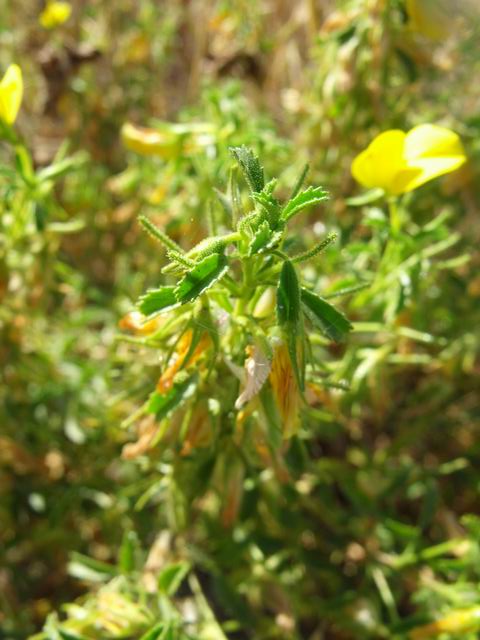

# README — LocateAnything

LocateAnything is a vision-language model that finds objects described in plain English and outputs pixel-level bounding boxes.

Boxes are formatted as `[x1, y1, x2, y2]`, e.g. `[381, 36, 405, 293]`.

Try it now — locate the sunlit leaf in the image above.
[230, 146, 265, 193]
[175, 253, 228, 304]
[158, 562, 190, 595]
[147, 374, 197, 420]
[137, 286, 179, 316]
[301, 288, 352, 342]
[281, 185, 328, 222]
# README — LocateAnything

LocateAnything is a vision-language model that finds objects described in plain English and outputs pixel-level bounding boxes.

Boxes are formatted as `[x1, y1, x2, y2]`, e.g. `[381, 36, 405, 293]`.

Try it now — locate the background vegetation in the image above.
[1, 1, 480, 638]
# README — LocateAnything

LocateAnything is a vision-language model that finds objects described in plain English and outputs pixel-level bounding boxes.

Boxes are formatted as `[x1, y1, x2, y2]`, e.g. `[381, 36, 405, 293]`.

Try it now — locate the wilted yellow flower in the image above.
[221, 456, 244, 528]
[181, 402, 212, 456]
[406, 0, 450, 41]
[121, 415, 158, 460]
[121, 121, 217, 159]
[235, 345, 271, 409]
[352, 124, 466, 196]
[121, 123, 181, 159]
[269, 341, 300, 438]
[157, 329, 210, 394]
[118, 310, 163, 336]
[0, 64, 23, 125]
[39, 1, 72, 29]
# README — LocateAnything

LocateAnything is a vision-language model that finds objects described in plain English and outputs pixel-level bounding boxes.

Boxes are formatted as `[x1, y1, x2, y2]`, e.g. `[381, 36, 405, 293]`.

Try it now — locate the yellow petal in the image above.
[39, 1, 72, 29]
[351, 130, 407, 195]
[405, 124, 465, 161]
[403, 156, 466, 192]
[0, 64, 23, 125]
[403, 124, 466, 192]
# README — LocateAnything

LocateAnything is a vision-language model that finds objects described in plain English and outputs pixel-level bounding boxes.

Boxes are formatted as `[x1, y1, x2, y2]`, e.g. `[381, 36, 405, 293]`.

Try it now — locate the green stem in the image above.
[234, 256, 255, 315]
[388, 197, 401, 236]
[0, 120, 19, 145]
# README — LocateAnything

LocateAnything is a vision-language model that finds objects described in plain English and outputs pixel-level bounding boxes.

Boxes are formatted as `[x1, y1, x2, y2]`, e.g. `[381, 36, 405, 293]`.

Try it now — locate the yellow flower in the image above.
[39, 1, 72, 29]
[352, 124, 466, 196]
[0, 64, 23, 125]
[121, 123, 181, 159]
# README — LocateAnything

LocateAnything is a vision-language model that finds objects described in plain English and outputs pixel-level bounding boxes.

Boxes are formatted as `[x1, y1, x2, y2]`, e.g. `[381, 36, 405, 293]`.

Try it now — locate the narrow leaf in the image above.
[346, 187, 384, 206]
[175, 253, 228, 304]
[214, 187, 233, 217]
[290, 163, 309, 199]
[230, 146, 265, 193]
[138, 215, 182, 253]
[146, 374, 197, 419]
[277, 260, 301, 326]
[292, 232, 337, 264]
[158, 562, 190, 595]
[139, 623, 167, 640]
[137, 286, 178, 316]
[248, 221, 272, 256]
[301, 288, 352, 342]
[277, 261, 304, 390]
[119, 530, 139, 573]
[252, 185, 281, 227]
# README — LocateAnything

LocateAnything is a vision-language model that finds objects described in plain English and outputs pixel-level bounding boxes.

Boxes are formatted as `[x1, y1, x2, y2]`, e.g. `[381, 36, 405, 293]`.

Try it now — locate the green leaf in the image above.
[15, 145, 35, 186]
[119, 530, 139, 573]
[186, 235, 235, 260]
[248, 221, 272, 255]
[146, 374, 197, 419]
[175, 253, 228, 304]
[139, 215, 183, 253]
[140, 623, 180, 640]
[214, 187, 233, 217]
[47, 220, 85, 234]
[259, 386, 282, 451]
[247, 218, 282, 255]
[192, 309, 220, 354]
[252, 185, 281, 227]
[139, 623, 167, 640]
[281, 185, 328, 222]
[230, 146, 265, 193]
[67, 552, 117, 583]
[346, 187, 385, 206]
[291, 232, 337, 264]
[277, 261, 304, 390]
[301, 288, 352, 342]
[137, 286, 178, 316]
[58, 630, 89, 640]
[158, 562, 190, 595]
[290, 163, 309, 199]
[36, 152, 87, 183]
[277, 260, 301, 326]
[34, 202, 48, 231]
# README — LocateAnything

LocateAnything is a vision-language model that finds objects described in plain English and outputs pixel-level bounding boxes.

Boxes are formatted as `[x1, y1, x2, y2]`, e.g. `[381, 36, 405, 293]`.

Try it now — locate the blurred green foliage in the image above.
[1, 1, 480, 639]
